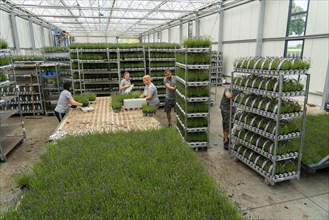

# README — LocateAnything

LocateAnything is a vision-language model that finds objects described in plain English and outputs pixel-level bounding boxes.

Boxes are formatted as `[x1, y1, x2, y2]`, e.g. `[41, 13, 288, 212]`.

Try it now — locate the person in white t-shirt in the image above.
[54, 81, 84, 122]
[119, 71, 131, 94]
[140, 75, 160, 108]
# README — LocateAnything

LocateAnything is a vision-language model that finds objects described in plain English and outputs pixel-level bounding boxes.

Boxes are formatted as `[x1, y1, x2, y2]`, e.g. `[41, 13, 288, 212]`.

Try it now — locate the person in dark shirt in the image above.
[220, 85, 237, 150]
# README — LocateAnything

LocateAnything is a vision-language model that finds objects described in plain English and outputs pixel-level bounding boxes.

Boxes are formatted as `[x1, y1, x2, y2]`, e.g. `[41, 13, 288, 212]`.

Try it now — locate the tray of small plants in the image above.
[233, 57, 310, 75]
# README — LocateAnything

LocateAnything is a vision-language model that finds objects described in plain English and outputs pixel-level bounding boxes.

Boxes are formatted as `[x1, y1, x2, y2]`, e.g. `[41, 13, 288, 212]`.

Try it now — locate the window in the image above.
[118, 38, 139, 44]
[284, 0, 309, 57]
[188, 21, 193, 39]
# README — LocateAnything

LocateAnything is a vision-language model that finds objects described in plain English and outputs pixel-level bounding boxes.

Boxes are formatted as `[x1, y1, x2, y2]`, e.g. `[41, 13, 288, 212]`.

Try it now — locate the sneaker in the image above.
[224, 141, 229, 150]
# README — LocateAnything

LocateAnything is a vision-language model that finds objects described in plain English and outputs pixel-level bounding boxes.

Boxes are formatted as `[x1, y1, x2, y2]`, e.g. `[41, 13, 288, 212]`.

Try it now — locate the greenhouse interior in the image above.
[0, 0, 328, 219]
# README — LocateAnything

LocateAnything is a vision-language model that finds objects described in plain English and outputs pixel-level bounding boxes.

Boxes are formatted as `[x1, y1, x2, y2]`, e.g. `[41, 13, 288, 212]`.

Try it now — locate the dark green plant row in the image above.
[142, 103, 156, 113]
[44, 57, 70, 62]
[234, 94, 302, 114]
[150, 62, 175, 67]
[177, 121, 208, 142]
[291, 113, 329, 165]
[233, 128, 299, 156]
[149, 71, 165, 77]
[234, 112, 299, 135]
[176, 107, 208, 128]
[0, 40, 8, 49]
[40, 66, 57, 73]
[234, 57, 310, 71]
[121, 52, 144, 59]
[176, 67, 209, 82]
[0, 73, 7, 81]
[78, 54, 108, 60]
[121, 62, 144, 68]
[69, 43, 179, 49]
[176, 81, 209, 97]
[9, 129, 240, 219]
[176, 95, 209, 113]
[176, 52, 211, 65]
[73, 93, 96, 105]
[232, 144, 298, 175]
[42, 46, 69, 52]
[111, 91, 143, 109]
[12, 56, 43, 61]
[0, 57, 10, 66]
[149, 52, 175, 58]
[72, 63, 117, 70]
[125, 71, 145, 77]
[233, 75, 304, 92]
[183, 37, 212, 48]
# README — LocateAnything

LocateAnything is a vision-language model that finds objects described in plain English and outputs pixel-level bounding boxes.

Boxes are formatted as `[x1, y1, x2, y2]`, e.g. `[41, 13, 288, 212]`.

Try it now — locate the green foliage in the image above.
[142, 103, 156, 113]
[12, 56, 43, 61]
[183, 37, 212, 48]
[42, 46, 69, 52]
[0, 40, 8, 48]
[73, 94, 89, 105]
[291, 113, 329, 165]
[0, 57, 10, 66]
[85, 93, 96, 101]
[3, 130, 242, 219]
[0, 73, 7, 82]
[14, 172, 33, 189]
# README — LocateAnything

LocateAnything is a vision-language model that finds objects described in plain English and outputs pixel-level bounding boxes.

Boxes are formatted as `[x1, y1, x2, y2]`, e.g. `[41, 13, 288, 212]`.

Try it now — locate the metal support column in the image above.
[153, 33, 155, 43]
[29, 19, 36, 50]
[10, 12, 20, 51]
[217, 3, 224, 52]
[168, 27, 171, 43]
[40, 24, 46, 48]
[322, 60, 329, 111]
[255, 0, 266, 56]
[179, 20, 183, 45]
[195, 13, 200, 38]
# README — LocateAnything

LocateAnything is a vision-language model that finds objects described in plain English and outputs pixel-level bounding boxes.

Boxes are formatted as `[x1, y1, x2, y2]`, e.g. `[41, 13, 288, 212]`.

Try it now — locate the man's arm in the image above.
[165, 83, 176, 90]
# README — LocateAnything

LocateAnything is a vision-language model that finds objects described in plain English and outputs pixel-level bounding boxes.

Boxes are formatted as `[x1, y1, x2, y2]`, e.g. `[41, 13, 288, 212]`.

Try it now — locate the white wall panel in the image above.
[261, 41, 285, 57]
[200, 13, 219, 42]
[106, 37, 117, 43]
[16, 17, 32, 48]
[32, 23, 42, 48]
[161, 29, 168, 43]
[0, 11, 14, 47]
[303, 38, 329, 105]
[223, 1, 258, 41]
[263, 0, 289, 38]
[44, 28, 51, 46]
[74, 36, 89, 43]
[149, 34, 154, 43]
[88, 36, 106, 43]
[306, 0, 329, 35]
[170, 25, 180, 44]
[222, 42, 256, 80]
[182, 23, 188, 42]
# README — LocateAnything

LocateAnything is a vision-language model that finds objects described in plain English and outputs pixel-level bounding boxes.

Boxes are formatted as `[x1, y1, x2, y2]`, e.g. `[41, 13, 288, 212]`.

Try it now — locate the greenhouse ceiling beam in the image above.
[14, 4, 193, 13]
[120, 0, 170, 37]
[29, 15, 172, 21]
[105, 0, 116, 33]
[59, 0, 86, 31]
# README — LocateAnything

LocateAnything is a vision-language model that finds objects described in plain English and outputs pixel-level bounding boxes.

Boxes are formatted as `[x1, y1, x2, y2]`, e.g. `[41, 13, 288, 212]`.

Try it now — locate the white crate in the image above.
[124, 98, 146, 110]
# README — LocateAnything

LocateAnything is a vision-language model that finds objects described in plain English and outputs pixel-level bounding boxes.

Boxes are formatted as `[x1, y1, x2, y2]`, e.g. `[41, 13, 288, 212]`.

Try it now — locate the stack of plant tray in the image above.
[175, 38, 211, 150]
[230, 56, 311, 185]
[52, 97, 161, 138]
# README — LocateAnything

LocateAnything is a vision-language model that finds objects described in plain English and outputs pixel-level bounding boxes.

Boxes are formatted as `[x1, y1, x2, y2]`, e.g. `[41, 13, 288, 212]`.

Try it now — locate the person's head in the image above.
[164, 70, 172, 79]
[143, 75, 151, 86]
[63, 81, 72, 91]
[123, 72, 130, 80]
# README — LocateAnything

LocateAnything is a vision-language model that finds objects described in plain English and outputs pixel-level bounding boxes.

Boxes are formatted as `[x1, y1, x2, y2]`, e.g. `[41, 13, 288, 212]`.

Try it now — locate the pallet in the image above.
[302, 155, 329, 173]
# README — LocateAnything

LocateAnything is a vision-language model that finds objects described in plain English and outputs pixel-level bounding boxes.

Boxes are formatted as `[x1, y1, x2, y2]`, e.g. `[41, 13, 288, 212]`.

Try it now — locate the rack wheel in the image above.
[264, 179, 271, 186]
[233, 157, 239, 162]
[0, 156, 7, 162]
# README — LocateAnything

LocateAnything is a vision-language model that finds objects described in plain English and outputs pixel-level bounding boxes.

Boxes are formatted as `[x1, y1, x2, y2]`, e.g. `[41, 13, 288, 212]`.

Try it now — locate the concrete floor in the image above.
[201, 85, 329, 220]
[1, 86, 328, 219]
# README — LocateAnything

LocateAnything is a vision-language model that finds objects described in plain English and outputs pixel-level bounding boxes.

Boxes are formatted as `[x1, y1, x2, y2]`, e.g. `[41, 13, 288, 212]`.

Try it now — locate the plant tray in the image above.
[302, 155, 329, 173]
[80, 106, 94, 112]
[0, 65, 12, 70]
[176, 115, 208, 133]
[232, 85, 305, 97]
[176, 89, 209, 103]
[179, 47, 211, 53]
[176, 62, 210, 70]
[175, 76, 210, 87]
[176, 102, 209, 118]
[233, 68, 308, 76]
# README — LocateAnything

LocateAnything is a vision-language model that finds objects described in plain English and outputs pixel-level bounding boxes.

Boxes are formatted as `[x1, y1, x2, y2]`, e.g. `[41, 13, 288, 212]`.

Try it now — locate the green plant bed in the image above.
[186, 118, 208, 128]
[291, 113, 329, 165]
[0, 73, 7, 82]
[186, 102, 209, 113]
[183, 37, 212, 48]
[73, 94, 89, 106]
[0, 57, 10, 66]
[8, 129, 242, 219]
[186, 86, 209, 97]
[186, 132, 208, 142]
[0, 40, 8, 49]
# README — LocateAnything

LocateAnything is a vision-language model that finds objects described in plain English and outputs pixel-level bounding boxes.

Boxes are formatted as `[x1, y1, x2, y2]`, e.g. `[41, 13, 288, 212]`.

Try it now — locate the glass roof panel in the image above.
[8, 0, 221, 37]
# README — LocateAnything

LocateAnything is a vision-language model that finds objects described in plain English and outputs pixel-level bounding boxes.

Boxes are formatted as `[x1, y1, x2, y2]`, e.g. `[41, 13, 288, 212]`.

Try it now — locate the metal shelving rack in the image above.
[10, 61, 44, 115]
[119, 47, 147, 91]
[70, 48, 120, 95]
[175, 47, 211, 150]
[40, 63, 61, 115]
[229, 61, 310, 185]
[0, 49, 26, 161]
[147, 48, 176, 106]
[210, 51, 223, 105]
